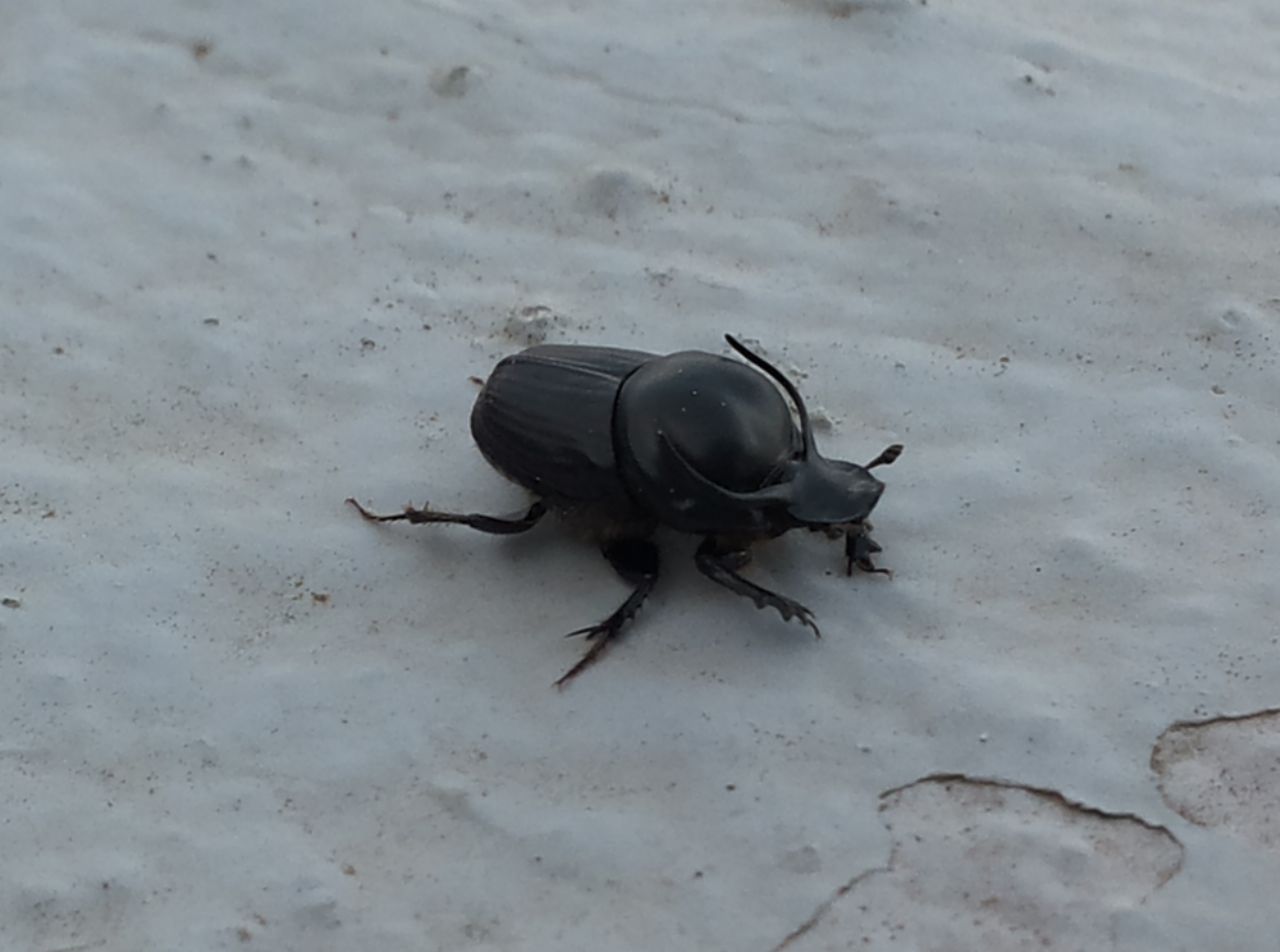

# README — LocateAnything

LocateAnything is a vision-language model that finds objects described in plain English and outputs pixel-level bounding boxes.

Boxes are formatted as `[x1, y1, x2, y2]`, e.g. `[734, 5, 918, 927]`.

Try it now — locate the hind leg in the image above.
[346, 497, 547, 535]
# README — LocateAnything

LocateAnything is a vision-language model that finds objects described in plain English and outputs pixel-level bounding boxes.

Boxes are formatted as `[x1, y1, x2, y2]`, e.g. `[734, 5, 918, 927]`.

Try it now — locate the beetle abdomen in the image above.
[470, 345, 653, 505]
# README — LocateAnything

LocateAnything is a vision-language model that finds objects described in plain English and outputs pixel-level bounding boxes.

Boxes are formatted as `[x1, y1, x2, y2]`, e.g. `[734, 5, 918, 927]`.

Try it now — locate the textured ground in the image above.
[3, 1, 1279, 949]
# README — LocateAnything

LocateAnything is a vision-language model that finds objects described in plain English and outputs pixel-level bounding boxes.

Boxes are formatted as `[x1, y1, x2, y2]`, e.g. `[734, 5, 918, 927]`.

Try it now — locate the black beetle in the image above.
[348, 335, 901, 686]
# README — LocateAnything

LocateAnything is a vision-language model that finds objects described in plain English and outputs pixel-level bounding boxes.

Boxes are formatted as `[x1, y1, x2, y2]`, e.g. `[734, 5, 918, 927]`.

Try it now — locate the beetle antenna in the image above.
[725, 334, 814, 458]
[865, 444, 903, 470]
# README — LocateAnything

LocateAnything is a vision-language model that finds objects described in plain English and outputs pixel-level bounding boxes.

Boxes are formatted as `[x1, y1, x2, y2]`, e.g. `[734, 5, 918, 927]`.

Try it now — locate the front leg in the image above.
[845, 522, 892, 577]
[694, 537, 820, 637]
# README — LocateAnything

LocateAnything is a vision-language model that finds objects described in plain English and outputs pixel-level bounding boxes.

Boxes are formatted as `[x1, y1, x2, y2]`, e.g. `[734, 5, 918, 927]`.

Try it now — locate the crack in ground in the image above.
[1151, 705, 1280, 837]
[768, 771, 1184, 950]
[769, 863, 892, 952]
[883, 772, 1185, 888]
[1151, 704, 1280, 755]
[883, 771, 1182, 837]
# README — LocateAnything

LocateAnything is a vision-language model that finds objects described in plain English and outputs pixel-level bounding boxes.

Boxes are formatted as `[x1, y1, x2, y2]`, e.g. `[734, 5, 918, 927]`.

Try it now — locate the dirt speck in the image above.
[431, 65, 474, 98]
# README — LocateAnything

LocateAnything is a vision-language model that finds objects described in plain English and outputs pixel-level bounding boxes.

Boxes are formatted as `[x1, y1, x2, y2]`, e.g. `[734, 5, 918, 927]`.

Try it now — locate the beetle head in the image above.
[659, 335, 900, 528]
[776, 453, 886, 525]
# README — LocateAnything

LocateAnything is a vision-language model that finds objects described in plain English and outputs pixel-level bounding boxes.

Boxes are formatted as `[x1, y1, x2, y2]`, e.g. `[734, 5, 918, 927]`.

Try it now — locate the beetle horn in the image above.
[659, 431, 884, 526]
[725, 334, 814, 460]
[658, 431, 794, 509]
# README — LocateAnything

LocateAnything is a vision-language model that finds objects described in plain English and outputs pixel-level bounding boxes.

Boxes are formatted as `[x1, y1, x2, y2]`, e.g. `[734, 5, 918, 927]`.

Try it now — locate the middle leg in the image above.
[694, 537, 820, 637]
[555, 538, 660, 688]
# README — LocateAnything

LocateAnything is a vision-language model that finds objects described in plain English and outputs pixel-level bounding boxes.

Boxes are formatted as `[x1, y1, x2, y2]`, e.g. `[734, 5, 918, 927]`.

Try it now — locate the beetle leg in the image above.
[845, 525, 892, 578]
[694, 538, 820, 638]
[346, 498, 546, 535]
[555, 539, 660, 688]
[865, 443, 903, 470]
[844, 524, 896, 575]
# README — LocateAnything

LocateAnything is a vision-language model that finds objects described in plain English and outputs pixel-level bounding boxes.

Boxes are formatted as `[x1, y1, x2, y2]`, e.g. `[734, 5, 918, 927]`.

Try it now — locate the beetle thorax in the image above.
[613, 351, 801, 533]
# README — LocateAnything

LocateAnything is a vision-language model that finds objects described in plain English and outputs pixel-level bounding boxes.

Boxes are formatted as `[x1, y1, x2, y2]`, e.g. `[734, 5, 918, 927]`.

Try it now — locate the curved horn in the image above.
[725, 334, 814, 459]
[659, 431, 793, 509]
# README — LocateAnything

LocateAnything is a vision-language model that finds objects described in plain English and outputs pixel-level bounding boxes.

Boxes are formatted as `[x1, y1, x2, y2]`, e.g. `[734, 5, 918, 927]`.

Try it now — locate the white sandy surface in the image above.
[3, 1, 1279, 949]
